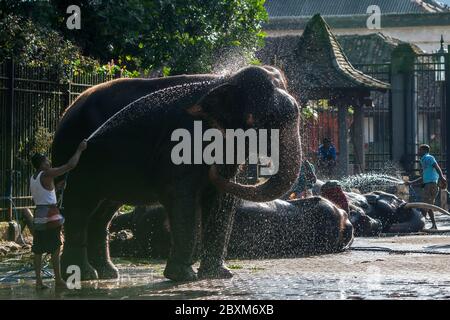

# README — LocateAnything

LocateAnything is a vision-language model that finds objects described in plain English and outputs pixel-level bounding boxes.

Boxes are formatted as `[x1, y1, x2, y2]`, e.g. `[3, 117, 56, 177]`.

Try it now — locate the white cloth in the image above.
[30, 171, 57, 205]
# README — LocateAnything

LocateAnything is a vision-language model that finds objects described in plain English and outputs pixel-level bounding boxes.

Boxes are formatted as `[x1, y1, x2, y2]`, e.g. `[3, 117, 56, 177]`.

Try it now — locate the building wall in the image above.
[266, 25, 450, 53]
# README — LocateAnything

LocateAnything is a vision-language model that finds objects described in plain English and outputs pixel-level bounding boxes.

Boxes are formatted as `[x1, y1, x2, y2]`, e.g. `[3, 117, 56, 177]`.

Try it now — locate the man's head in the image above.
[31, 153, 51, 171]
[418, 144, 430, 157]
[322, 138, 331, 148]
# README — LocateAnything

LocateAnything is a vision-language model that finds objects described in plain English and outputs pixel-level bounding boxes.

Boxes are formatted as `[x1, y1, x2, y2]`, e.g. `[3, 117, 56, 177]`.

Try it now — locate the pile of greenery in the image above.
[0, 0, 267, 77]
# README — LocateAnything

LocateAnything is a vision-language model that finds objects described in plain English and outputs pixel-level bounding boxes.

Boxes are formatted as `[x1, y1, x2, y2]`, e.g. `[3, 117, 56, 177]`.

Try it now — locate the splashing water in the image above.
[86, 79, 220, 142]
[211, 47, 255, 76]
[339, 173, 404, 193]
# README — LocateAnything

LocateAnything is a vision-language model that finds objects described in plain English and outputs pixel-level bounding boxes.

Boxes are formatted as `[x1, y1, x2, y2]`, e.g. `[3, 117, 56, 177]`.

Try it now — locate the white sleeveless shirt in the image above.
[30, 172, 57, 205]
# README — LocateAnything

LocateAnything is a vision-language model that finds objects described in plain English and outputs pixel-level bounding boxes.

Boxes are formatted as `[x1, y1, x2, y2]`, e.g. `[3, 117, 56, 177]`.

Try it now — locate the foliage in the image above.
[0, 14, 98, 79]
[1, 0, 268, 76]
[301, 105, 319, 121]
[30, 126, 54, 155]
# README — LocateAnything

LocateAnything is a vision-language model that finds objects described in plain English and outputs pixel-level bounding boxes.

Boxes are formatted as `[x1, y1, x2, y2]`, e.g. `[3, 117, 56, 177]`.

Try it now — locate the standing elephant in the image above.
[52, 66, 301, 282]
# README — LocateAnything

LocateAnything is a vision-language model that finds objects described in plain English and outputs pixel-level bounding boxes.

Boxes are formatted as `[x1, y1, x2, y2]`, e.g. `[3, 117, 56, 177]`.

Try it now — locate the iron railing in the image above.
[0, 59, 119, 220]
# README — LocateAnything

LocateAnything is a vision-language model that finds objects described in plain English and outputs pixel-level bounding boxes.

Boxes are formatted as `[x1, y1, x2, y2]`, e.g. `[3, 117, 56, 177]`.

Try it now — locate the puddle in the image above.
[1, 234, 450, 299]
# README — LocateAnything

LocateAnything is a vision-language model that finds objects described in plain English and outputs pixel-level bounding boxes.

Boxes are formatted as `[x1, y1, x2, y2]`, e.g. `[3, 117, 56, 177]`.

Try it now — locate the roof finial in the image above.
[437, 35, 446, 54]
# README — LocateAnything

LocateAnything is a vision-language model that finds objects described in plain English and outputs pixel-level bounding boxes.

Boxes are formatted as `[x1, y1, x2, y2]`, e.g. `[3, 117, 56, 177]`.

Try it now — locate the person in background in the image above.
[405, 144, 447, 230]
[317, 138, 337, 178]
[320, 180, 349, 213]
[30, 140, 87, 289]
[289, 160, 317, 199]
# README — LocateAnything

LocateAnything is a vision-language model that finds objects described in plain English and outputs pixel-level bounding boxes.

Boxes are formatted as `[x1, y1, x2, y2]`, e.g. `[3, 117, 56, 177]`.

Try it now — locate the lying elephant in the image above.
[52, 66, 302, 281]
[109, 197, 354, 259]
[346, 191, 427, 235]
[316, 180, 428, 236]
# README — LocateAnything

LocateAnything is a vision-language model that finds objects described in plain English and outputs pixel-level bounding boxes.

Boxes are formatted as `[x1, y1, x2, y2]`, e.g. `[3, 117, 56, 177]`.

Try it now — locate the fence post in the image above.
[446, 46, 450, 205]
[390, 44, 419, 174]
[337, 100, 349, 177]
[62, 79, 71, 112]
[5, 59, 14, 221]
[352, 101, 365, 173]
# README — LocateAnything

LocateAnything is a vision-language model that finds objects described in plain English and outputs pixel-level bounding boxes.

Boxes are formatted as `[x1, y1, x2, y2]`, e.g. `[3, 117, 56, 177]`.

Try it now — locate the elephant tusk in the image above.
[404, 202, 450, 216]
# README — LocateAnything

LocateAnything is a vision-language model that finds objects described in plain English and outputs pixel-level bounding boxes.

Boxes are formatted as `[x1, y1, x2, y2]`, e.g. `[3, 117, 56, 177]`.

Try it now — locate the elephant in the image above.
[109, 197, 354, 259]
[337, 191, 426, 235]
[347, 202, 383, 237]
[314, 180, 428, 236]
[109, 205, 171, 259]
[51, 65, 302, 282]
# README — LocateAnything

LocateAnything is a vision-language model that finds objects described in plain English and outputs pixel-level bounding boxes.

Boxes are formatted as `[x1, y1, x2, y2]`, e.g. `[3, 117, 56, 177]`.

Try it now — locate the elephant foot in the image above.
[61, 248, 99, 281]
[198, 264, 233, 280]
[163, 262, 197, 282]
[90, 260, 120, 280]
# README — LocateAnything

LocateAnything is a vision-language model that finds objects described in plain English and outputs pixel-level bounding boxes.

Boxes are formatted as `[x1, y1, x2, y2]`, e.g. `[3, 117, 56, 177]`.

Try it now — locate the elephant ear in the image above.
[187, 83, 239, 128]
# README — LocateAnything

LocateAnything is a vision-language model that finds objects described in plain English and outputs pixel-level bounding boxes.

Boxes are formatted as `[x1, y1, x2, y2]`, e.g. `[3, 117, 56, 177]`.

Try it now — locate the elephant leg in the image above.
[61, 197, 100, 281]
[162, 188, 201, 282]
[198, 193, 237, 279]
[87, 200, 121, 279]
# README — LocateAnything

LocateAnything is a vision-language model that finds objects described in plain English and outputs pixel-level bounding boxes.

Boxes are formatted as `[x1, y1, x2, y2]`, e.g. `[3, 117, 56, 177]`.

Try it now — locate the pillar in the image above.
[352, 104, 365, 173]
[338, 102, 349, 177]
[390, 44, 419, 172]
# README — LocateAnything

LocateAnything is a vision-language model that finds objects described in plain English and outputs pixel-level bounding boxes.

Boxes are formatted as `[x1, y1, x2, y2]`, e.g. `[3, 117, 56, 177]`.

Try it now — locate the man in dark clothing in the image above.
[317, 138, 337, 178]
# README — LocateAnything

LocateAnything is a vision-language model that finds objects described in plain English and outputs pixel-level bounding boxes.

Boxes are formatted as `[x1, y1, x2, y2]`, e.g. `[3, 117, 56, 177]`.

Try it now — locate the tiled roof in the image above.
[257, 33, 423, 67]
[265, 0, 449, 17]
[257, 14, 389, 100]
[338, 33, 422, 64]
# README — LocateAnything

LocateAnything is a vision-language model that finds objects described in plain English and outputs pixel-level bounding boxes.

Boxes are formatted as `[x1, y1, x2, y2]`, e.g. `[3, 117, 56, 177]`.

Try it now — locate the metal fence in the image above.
[409, 53, 448, 175]
[0, 60, 118, 220]
[300, 54, 449, 177]
[355, 63, 392, 172]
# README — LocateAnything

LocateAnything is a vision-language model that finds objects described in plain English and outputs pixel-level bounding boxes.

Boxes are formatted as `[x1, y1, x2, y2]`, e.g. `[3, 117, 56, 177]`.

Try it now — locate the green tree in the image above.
[1, 0, 267, 75]
[49, 0, 268, 75]
[0, 13, 99, 78]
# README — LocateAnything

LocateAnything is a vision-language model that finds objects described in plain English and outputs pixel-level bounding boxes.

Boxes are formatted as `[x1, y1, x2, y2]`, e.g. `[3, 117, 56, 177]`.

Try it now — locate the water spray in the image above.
[86, 79, 220, 142]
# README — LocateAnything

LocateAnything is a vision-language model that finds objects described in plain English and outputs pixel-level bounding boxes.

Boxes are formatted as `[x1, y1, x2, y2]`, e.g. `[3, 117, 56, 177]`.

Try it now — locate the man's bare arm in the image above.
[433, 163, 447, 181]
[43, 140, 88, 179]
[406, 177, 422, 186]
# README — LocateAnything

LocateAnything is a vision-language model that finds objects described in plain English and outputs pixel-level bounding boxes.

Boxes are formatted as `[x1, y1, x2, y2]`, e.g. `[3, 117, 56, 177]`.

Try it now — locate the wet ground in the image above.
[1, 215, 450, 300]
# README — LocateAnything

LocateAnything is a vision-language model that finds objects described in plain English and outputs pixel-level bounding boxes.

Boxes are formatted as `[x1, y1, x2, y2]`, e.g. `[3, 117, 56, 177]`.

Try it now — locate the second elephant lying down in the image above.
[316, 181, 447, 236]
[110, 197, 354, 259]
[345, 191, 426, 236]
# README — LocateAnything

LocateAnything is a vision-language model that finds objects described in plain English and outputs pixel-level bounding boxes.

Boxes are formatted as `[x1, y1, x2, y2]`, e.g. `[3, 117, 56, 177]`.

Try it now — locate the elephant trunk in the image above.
[210, 120, 301, 202]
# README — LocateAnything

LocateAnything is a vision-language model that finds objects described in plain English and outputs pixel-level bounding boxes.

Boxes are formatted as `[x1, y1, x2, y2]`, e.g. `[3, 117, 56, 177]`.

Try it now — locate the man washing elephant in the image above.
[30, 140, 87, 289]
[405, 144, 447, 230]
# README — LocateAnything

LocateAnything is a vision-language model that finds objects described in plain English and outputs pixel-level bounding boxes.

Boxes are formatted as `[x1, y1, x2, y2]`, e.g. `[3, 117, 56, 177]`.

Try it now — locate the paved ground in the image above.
[1, 215, 449, 300]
